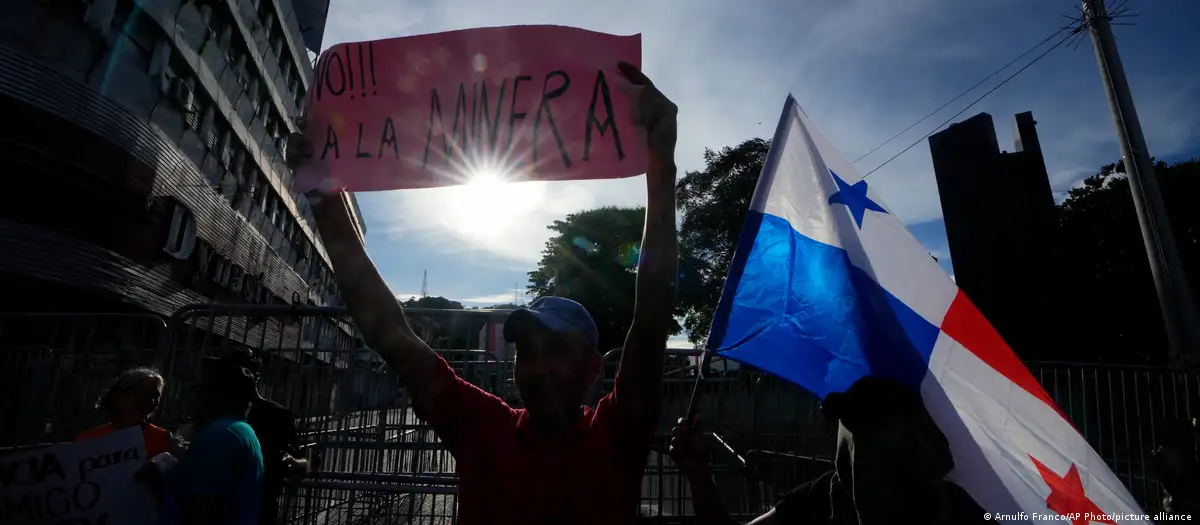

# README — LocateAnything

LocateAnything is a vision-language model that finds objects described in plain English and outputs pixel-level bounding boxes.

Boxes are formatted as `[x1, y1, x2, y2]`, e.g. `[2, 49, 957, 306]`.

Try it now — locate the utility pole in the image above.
[1083, 0, 1200, 364]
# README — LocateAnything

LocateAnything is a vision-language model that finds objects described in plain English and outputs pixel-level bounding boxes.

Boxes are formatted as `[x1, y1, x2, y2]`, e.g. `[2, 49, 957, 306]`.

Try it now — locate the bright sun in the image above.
[443, 169, 541, 238]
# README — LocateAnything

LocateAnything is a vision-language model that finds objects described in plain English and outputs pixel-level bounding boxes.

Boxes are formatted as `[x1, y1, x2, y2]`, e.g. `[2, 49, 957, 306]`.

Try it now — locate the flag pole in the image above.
[684, 349, 711, 421]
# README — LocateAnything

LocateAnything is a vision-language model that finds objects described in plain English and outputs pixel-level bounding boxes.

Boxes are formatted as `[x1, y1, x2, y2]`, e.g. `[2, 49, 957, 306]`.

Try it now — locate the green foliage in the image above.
[524, 126, 1198, 366]
[402, 296, 464, 310]
[400, 295, 475, 349]
[675, 138, 772, 344]
[1057, 158, 1200, 364]
[527, 206, 681, 352]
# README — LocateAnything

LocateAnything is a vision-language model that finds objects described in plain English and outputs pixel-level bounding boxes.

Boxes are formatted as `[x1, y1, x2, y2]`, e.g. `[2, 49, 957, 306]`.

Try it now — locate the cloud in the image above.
[459, 292, 527, 305]
[319, 0, 975, 262]
[667, 334, 693, 349]
[325, 0, 1200, 279]
[363, 177, 630, 264]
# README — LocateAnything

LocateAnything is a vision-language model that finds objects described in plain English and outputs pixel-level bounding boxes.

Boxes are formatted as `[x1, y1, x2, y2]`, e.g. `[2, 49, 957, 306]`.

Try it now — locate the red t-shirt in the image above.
[417, 356, 657, 525]
[76, 423, 171, 458]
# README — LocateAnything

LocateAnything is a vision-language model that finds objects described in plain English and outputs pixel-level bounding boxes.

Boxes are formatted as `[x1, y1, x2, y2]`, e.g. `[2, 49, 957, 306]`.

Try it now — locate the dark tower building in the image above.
[929, 112, 1063, 360]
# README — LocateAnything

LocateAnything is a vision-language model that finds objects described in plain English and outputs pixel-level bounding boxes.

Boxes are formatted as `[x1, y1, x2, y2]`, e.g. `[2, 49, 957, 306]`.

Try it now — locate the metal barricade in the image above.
[1029, 361, 1200, 513]
[163, 304, 515, 525]
[5, 303, 1195, 521]
[599, 353, 1200, 517]
[0, 312, 169, 449]
[597, 348, 836, 520]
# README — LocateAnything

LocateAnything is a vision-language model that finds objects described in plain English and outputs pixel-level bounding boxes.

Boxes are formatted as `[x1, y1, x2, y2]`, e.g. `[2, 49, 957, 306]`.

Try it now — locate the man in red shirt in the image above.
[286, 62, 677, 525]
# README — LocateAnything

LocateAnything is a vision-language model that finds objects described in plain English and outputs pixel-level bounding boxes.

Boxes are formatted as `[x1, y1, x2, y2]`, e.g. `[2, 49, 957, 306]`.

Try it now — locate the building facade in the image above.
[929, 112, 1065, 361]
[0, 0, 365, 326]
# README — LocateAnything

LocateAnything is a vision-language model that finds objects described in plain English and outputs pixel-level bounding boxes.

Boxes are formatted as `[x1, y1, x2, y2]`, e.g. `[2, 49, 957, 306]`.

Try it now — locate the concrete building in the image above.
[0, 1, 364, 334]
[928, 112, 1064, 360]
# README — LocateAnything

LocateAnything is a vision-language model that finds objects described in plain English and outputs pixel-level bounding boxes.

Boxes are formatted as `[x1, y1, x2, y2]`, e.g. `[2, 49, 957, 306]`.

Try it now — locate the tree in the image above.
[481, 303, 521, 310]
[400, 296, 476, 349]
[676, 138, 772, 344]
[1057, 158, 1200, 365]
[402, 296, 464, 310]
[527, 206, 682, 353]
[672, 131, 1200, 365]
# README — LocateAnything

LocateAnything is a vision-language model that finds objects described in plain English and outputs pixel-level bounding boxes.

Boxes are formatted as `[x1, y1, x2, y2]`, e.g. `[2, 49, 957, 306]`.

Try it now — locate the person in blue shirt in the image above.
[159, 363, 264, 525]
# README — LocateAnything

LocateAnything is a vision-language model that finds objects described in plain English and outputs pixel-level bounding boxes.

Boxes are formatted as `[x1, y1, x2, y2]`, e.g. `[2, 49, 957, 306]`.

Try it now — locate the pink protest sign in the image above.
[295, 26, 646, 193]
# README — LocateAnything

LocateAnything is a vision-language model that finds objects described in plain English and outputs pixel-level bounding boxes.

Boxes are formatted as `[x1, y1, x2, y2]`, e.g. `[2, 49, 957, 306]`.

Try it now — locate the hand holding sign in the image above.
[293, 25, 649, 194]
[617, 61, 678, 162]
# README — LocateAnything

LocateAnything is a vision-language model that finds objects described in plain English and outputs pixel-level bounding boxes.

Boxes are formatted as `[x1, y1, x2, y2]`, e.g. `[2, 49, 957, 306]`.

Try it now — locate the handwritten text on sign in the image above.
[295, 25, 646, 193]
[0, 427, 154, 525]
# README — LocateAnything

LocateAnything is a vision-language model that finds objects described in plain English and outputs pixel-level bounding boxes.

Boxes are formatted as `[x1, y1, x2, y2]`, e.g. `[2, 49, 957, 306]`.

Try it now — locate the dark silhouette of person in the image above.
[76, 367, 175, 457]
[77, 367, 183, 505]
[1153, 418, 1200, 518]
[159, 364, 263, 525]
[285, 61, 679, 525]
[670, 376, 988, 525]
[203, 348, 308, 525]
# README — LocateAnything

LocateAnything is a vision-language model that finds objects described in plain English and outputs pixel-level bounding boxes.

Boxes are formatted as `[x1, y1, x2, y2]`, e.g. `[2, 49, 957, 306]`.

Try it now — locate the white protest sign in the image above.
[0, 426, 155, 525]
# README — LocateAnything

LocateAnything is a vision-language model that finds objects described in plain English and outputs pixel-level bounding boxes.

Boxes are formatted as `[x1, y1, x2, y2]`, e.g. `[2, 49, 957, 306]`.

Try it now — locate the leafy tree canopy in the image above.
[527, 206, 682, 353]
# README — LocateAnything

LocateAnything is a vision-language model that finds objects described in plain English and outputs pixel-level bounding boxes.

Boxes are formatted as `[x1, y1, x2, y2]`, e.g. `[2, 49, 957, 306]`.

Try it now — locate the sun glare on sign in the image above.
[444, 167, 542, 238]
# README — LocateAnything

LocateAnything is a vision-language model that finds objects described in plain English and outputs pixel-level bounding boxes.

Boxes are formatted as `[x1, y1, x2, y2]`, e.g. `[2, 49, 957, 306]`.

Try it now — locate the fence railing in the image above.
[1, 307, 1194, 522]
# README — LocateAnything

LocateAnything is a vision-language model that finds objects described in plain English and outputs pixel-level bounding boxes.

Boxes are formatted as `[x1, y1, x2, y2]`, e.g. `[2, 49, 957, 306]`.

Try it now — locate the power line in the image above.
[860, 24, 1083, 180]
[852, 21, 1079, 165]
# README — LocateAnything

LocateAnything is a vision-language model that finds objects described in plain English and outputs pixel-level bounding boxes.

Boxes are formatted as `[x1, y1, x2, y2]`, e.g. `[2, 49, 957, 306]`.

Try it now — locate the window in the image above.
[281, 215, 292, 241]
[220, 167, 240, 203]
[269, 197, 281, 228]
[256, 84, 270, 119]
[242, 152, 257, 179]
[271, 34, 284, 59]
[185, 89, 206, 131]
[210, 11, 233, 49]
[228, 47, 247, 86]
[270, 111, 284, 140]
[252, 173, 268, 210]
[247, 77, 261, 114]
[221, 138, 237, 170]
[259, 5, 276, 33]
[112, 2, 159, 68]
[205, 117, 223, 151]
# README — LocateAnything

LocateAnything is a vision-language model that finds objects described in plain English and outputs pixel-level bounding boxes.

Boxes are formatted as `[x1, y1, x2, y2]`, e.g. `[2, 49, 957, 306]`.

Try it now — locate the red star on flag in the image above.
[1029, 455, 1116, 525]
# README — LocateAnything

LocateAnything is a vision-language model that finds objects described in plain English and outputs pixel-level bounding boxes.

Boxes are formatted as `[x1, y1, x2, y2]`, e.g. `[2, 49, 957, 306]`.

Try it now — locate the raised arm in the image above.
[286, 124, 454, 420]
[612, 62, 679, 422]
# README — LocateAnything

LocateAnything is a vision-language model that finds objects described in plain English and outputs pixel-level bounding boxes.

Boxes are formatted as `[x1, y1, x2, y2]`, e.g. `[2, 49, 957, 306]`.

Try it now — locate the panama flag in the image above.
[707, 96, 1148, 524]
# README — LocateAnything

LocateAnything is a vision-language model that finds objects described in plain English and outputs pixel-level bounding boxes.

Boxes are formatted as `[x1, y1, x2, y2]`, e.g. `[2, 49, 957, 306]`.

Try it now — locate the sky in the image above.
[317, 0, 1200, 347]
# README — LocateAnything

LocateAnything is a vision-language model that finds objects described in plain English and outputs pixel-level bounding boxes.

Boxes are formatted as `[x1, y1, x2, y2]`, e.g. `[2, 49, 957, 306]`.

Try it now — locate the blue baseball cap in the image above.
[503, 296, 599, 352]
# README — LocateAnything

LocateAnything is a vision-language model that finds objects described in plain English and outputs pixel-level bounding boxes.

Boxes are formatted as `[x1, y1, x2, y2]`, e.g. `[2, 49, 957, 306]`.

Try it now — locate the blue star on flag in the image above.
[828, 170, 888, 228]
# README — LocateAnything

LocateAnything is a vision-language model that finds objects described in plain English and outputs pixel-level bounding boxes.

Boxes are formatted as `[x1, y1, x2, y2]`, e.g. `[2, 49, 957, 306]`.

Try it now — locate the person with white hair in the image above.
[77, 367, 174, 458]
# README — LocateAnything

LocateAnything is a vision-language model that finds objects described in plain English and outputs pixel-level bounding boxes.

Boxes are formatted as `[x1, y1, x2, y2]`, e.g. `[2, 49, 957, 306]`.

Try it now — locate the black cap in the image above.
[201, 346, 261, 375]
[202, 364, 259, 405]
